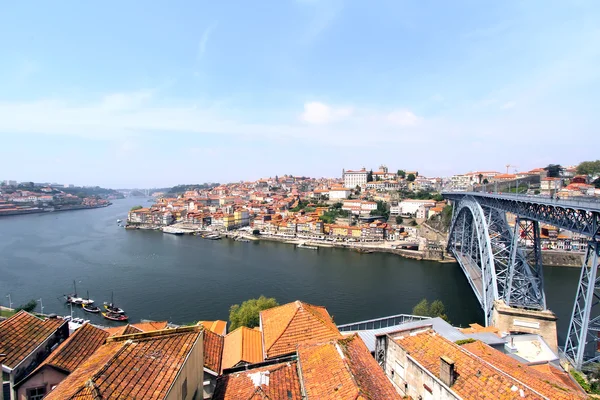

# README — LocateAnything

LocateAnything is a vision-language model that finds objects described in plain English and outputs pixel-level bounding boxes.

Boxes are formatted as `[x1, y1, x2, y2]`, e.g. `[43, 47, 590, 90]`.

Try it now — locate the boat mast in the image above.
[73, 280, 77, 297]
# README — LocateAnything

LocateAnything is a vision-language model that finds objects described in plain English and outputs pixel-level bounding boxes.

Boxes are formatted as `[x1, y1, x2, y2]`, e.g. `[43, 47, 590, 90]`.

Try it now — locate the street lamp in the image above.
[6, 294, 12, 309]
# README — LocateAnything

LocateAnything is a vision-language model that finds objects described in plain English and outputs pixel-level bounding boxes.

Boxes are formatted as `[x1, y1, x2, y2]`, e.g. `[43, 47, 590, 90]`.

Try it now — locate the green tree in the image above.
[576, 160, 600, 177]
[544, 164, 564, 178]
[367, 170, 374, 182]
[407, 173, 416, 182]
[395, 215, 404, 224]
[229, 296, 279, 330]
[16, 299, 38, 313]
[482, 178, 489, 184]
[594, 178, 600, 189]
[478, 174, 483, 184]
[397, 170, 406, 179]
[412, 299, 430, 317]
[130, 205, 143, 211]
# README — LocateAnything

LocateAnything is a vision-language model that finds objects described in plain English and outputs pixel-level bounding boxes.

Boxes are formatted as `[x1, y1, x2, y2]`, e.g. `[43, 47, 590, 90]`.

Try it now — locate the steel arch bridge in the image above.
[442, 192, 600, 370]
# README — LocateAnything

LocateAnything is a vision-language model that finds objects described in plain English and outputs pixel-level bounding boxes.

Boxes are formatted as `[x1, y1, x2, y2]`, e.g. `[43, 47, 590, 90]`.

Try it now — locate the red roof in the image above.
[0, 311, 66, 369]
[204, 328, 224, 374]
[260, 300, 341, 359]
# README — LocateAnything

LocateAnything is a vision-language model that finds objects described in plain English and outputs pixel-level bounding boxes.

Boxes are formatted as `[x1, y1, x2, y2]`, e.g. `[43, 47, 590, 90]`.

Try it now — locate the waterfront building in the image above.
[0, 312, 68, 400]
[45, 326, 204, 400]
[342, 168, 368, 188]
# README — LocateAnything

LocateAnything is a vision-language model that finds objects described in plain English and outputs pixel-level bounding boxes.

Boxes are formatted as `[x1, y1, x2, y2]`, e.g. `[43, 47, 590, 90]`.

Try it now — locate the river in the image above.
[0, 197, 581, 343]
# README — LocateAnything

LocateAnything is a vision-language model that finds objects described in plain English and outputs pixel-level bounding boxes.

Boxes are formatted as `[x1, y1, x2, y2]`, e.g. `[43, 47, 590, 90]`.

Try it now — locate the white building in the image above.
[396, 199, 436, 217]
[343, 168, 368, 188]
[329, 187, 351, 200]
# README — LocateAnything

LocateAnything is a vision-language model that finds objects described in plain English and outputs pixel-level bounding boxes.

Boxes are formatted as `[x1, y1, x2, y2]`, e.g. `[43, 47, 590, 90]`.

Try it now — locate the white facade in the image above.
[329, 188, 351, 200]
[343, 169, 368, 188]
[398, 200, 436, 216]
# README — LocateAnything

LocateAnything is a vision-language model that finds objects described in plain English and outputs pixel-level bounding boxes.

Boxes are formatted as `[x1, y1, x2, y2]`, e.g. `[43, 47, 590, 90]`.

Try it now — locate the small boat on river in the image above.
[82, 303, 101, 313]
[102, 312, 128, 322]
[65, 281, 94, 305]
[297, 243, 318, 250]
[104, 291, 126, 314]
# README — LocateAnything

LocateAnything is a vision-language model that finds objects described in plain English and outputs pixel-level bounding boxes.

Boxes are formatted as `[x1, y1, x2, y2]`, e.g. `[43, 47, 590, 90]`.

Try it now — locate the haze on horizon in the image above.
[0, 1, 598, 188]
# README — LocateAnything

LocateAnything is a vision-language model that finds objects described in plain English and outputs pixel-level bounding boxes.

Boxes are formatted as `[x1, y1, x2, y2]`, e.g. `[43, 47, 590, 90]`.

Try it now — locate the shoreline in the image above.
[124, 223, 584, 267]
[0, 203, 112, 217]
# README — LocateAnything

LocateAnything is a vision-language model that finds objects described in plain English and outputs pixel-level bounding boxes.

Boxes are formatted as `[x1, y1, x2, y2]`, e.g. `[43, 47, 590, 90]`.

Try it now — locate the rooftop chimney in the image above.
[440, 356, 456, 387]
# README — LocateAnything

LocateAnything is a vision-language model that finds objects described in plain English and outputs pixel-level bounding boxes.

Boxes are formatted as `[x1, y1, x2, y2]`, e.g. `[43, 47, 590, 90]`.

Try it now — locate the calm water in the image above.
[0, 198, 580, 342]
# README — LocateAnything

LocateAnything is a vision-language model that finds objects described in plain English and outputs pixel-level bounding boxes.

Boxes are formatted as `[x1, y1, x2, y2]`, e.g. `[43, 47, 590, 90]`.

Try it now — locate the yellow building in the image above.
[223, 214, 236, 230]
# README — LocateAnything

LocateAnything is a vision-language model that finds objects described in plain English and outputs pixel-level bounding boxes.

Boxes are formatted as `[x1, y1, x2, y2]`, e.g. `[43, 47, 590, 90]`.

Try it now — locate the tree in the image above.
[593, 178, 600, 189]
[395, 215, 404, 224]
[478, 174, 483, 184]
[407, 173, 416, 182]
[367, 170, 374, 182]
[577, 160, 600, 177]
[544, 164, 564, 178]
[482, 178, 489, 184]
[16, 299, 38, 313]
[229, 296, 279, 330]
[412, 299, 430, 317]
[130, 205, 143, 211]
[412, 298, 449, 322]
[397, 170, 406, 179]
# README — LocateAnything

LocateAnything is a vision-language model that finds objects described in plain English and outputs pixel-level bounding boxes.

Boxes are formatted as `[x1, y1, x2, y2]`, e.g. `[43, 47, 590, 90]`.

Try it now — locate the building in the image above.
[45, 326, 204, 400]
[540, 177, 563, 195]
[221, 327, 263, 372]
[342, 168, 368, 188]
[381, 329, 585, 400]
[202, 329, 224, 399]
[259, 300, 342, 359]
[396, 199, 437, 217]
[328, 186, 351, 200]
[14, 323, 109, 400]
[0, 312, 68, 400]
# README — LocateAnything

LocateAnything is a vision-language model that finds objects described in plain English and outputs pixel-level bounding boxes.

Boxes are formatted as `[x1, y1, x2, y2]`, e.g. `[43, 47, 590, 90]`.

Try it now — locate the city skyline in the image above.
[1, 1, 599, 187]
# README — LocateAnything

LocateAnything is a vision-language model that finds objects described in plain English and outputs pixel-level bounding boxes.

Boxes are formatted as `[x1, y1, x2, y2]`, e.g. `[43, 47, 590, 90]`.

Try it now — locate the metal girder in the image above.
[448, 197, 546, 325]
[448, 196, 498, 325]
[564, 241, 600, 370]
[443, 193, 600, 239]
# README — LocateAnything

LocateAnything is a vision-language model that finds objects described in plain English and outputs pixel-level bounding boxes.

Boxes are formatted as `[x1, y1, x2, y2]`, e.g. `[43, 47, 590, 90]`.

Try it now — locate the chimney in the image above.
[440, 356, 456, 387]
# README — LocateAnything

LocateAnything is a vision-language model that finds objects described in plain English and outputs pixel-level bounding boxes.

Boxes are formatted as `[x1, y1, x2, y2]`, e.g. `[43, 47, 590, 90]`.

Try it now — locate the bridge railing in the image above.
[443, 191, 600, 210]
[337, 313, 428, 332]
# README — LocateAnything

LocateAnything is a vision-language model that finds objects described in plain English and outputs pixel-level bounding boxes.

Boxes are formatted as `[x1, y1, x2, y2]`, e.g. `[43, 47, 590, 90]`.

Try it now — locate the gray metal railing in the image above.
[337, 313, 428, 332]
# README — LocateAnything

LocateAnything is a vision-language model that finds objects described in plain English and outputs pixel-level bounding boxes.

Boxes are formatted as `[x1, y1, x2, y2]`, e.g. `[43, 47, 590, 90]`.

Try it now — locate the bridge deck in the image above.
[454, 251, 483, 301]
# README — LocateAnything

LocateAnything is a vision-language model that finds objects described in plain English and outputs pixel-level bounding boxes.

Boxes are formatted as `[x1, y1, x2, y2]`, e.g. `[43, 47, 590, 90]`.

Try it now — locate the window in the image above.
[182, 377, 188, 399]
[27, 386, 47, 400]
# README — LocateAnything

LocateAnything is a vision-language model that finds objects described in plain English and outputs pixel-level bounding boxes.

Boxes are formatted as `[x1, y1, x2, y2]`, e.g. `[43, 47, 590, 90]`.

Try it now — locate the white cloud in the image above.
[300, 101, 352, 124]
[198, 23, 218, 60]
[387, 110, 421, 126]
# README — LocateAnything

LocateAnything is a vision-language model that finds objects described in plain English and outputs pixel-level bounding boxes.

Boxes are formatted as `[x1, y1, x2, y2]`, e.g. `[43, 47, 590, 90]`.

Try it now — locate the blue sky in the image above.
[0, 1, 598, 188]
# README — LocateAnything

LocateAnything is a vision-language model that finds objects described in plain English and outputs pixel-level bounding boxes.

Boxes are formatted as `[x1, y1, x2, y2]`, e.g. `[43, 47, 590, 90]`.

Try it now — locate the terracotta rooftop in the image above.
[212, 361, 302, 400]
[199, 320, 227, 336]
[103, 320, 168, 336]
[396, 330, 584, 400]
[45, 326, 203, 400]
[298, 334, 401, 400]
[204, 328, 224, 374]
[0, 311, 66, 369]
[260, 300, 341, 359]
[24, 323, 109, 378]
[459, 322, 501, 337]
[462, 340, 586, 399]
[222, 326, 264, 371]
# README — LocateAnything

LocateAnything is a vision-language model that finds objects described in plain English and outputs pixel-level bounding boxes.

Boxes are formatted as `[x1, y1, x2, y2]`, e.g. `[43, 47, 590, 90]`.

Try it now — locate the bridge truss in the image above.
[445, 192, 600, 370]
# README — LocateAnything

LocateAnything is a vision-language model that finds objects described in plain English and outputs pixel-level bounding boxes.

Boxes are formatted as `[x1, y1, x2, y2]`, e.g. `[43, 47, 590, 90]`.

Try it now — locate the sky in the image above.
[0, 1, 599, 188]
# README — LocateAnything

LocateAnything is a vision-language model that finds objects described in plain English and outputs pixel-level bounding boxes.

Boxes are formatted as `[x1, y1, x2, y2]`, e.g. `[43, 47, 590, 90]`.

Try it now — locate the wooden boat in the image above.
[102, 312, 128, 322]
[355, 248, 373, 254]
[104, 291, 125, 314]
[82, 303, 101, 313]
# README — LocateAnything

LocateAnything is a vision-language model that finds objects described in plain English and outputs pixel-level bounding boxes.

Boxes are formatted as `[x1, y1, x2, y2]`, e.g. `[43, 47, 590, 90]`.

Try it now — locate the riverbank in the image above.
[0, 203, 112, 217]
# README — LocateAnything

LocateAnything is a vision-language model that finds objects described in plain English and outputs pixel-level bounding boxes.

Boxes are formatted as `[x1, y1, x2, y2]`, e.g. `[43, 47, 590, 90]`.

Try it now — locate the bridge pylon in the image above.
[564, 240, 600, 370]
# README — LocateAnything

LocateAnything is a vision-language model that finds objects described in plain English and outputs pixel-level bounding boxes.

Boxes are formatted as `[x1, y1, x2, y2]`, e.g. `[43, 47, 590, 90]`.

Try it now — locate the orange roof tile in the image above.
[24, 323, 109, 378]
[397, 330, 585, 400]
[103, 320, 168, 336]
[222, 326, 264, 371]
[459, 322, 501, 337]
[260, 300, 341, 359]
[199, 320, 228, 336]
[45, 326, 203, 400]
[298, 334, 401, 400]
[213, 361, 302, 400]
[0, 311, 67, 368]
[204, 328, 224, 374]
[462, 340, 586, 399]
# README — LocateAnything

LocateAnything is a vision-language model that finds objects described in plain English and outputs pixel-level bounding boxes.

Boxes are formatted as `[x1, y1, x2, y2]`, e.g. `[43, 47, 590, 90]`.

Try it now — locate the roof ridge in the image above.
[301, 303, 339, 335]
[266, 303, 301, 353]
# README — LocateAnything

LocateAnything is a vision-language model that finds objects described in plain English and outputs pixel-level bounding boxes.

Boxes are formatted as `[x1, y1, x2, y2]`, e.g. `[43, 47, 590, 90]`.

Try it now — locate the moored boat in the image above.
[102, 312, 128, 321]
[82, 303, 101, 313]
[104, 291, 126, 314]
[297, 243, 318, 250]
